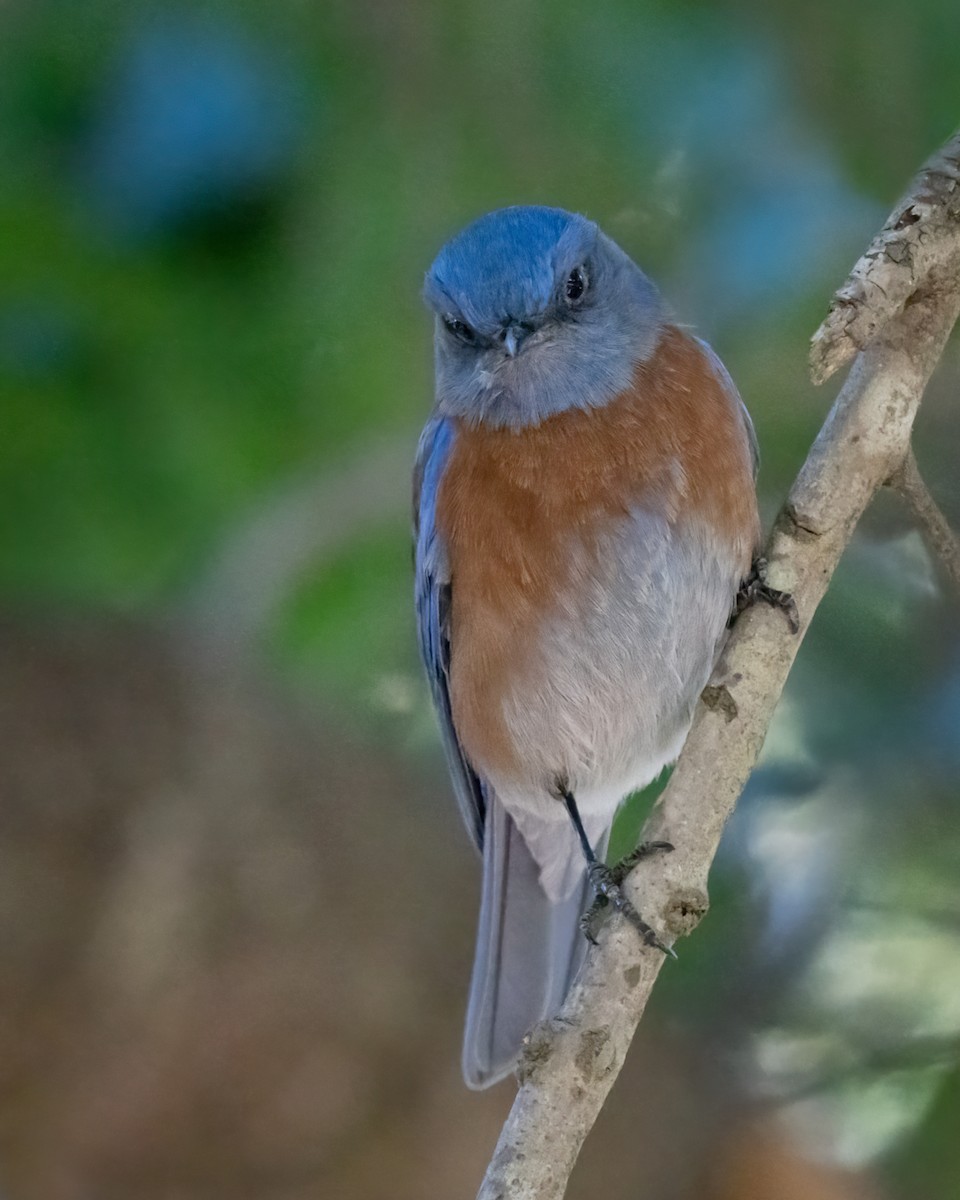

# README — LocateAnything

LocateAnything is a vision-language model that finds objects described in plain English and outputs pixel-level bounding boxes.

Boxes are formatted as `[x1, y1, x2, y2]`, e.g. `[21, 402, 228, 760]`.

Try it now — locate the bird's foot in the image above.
[579, 842, 676, 957]
[734, 555, 799, 633]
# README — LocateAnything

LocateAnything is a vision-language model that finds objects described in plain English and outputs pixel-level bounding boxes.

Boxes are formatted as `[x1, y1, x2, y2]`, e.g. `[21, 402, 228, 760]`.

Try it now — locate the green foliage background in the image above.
[2, 0, 960, 1193]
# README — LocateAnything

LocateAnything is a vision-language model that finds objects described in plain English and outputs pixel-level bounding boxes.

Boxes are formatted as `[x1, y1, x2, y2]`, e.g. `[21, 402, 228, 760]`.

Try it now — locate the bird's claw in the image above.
[734, 555, 799, 633]
[579, 901, 605, 946]
[580, 843, 676, 957]
[609, 840, 675, 885]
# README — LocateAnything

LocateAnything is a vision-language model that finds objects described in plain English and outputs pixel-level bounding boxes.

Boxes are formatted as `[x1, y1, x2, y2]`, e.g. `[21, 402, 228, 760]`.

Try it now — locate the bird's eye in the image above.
[443, 316, 476, 343]
[564, 266, 587, 304]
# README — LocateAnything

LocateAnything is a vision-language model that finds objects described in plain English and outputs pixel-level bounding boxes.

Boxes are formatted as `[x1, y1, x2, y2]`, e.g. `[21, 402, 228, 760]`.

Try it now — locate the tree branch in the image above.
[888, 448, 960, 599]
[810, 129, 960, 385]
[477, 130, 960, 1200]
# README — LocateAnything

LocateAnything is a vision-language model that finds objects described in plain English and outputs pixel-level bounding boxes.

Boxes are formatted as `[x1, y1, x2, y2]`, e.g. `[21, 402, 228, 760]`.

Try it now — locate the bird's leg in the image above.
[557, 785, 676, 957]
[733, 555, 799, 633]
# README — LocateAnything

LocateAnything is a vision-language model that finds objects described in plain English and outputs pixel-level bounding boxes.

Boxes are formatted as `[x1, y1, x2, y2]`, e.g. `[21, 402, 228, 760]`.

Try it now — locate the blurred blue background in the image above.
[1, 2, 959, 1197]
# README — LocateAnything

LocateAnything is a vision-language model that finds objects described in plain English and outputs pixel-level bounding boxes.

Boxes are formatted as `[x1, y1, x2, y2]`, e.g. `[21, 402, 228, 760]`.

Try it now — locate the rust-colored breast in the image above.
[435, 324, 761, 780]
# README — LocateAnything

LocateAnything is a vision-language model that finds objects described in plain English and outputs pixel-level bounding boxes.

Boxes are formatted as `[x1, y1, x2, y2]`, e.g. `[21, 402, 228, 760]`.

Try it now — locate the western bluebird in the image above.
[414, 206, 762, 1089]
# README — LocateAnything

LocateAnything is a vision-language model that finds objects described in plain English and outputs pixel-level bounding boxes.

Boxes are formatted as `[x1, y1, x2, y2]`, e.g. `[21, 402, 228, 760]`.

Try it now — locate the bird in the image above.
[414, 205, 763, 1089]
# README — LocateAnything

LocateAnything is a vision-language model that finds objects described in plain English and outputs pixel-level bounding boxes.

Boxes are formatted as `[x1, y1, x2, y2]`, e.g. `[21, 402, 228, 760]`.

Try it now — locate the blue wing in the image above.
[414, 417, 486, 851]
[696, 337, 759, 480]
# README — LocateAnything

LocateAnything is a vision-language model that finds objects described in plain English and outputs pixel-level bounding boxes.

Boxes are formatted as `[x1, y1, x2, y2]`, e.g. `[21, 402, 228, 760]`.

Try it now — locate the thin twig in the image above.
[180, 435, 414, 654]
[889, 448, 960, 599]
[477, 130, 960, 1200]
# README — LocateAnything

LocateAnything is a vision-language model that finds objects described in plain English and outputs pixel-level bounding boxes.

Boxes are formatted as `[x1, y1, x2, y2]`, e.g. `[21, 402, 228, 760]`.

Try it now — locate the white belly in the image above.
[485, 511, 741, 899]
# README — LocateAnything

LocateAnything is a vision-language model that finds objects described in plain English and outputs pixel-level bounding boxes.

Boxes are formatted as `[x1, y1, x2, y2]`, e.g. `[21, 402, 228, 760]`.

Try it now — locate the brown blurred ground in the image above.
[0, 617, 883, 1200]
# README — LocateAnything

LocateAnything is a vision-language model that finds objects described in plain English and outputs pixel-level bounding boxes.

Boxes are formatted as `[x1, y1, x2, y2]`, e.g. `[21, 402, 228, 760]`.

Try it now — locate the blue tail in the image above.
[462, 795, 601, 1089]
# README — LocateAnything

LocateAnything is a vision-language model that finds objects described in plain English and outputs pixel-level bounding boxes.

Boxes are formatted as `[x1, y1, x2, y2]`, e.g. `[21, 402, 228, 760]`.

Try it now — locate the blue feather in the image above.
[413, 417, 486, 849]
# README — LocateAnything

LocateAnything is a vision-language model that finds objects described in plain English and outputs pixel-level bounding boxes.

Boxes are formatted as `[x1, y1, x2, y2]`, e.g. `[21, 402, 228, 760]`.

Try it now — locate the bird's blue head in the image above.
[424, 206, 665, 428]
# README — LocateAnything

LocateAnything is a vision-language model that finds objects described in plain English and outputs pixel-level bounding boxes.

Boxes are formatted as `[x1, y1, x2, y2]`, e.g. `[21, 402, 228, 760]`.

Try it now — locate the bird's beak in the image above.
[501, 325, 525, 357]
